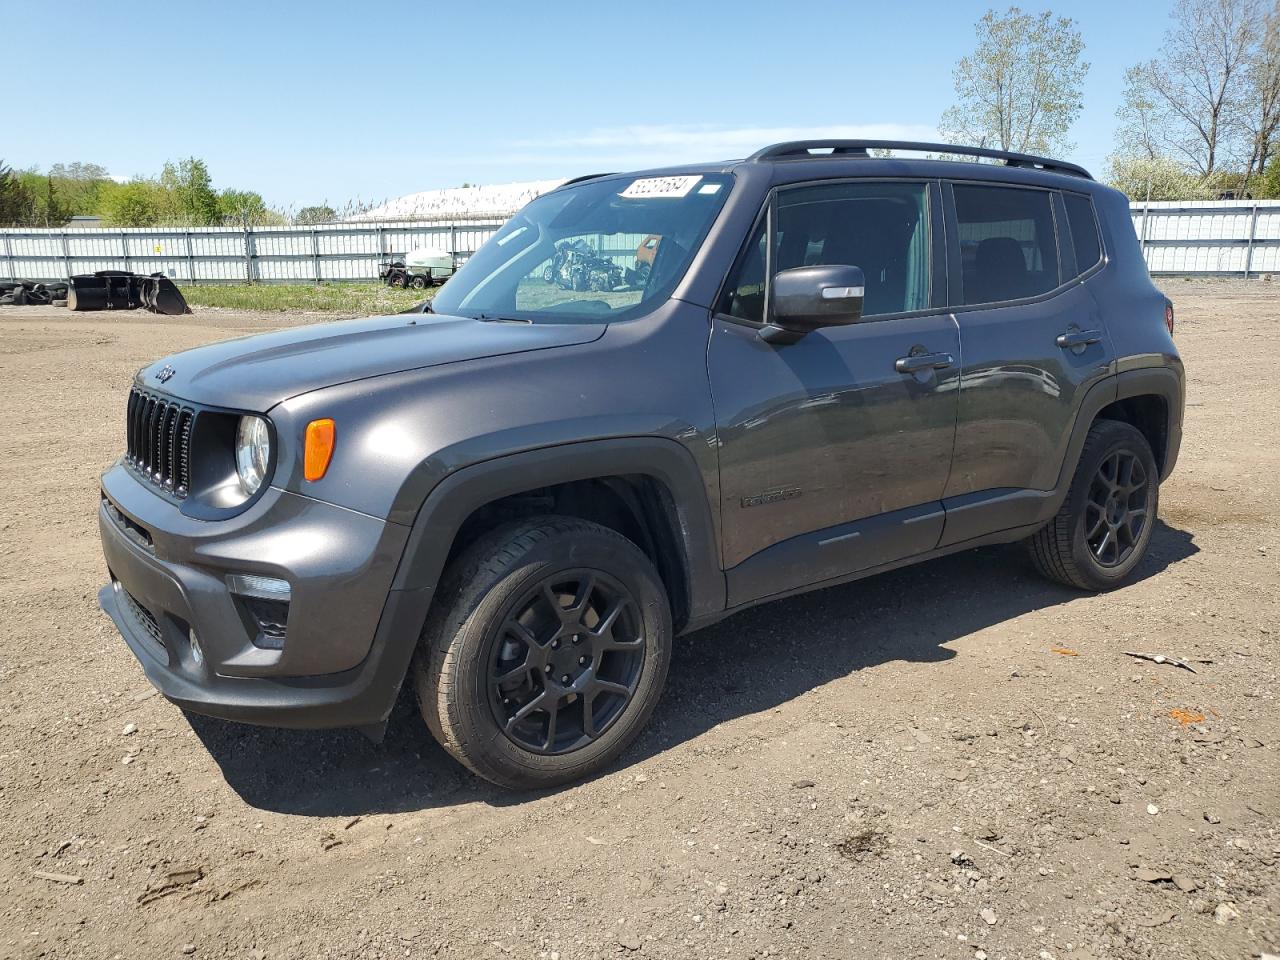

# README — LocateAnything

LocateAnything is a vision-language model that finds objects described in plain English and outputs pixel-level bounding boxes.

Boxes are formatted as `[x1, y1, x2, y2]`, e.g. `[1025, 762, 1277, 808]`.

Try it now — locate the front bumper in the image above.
[98, 462, 429, 728]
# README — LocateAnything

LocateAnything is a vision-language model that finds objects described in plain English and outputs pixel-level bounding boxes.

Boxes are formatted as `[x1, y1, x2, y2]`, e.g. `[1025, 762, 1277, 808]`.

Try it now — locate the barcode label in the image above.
[619, 176, 702, 199]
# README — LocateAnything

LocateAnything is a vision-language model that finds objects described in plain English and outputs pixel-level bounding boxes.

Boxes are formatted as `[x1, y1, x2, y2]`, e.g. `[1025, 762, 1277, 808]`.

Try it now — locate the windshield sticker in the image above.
[620, 175, 702, 199]
[697, 182, 723, 195]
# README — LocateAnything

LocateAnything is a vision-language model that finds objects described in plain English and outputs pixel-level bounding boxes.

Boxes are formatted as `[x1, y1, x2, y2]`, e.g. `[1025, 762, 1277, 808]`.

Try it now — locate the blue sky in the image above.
[5, 0, 1174, 209]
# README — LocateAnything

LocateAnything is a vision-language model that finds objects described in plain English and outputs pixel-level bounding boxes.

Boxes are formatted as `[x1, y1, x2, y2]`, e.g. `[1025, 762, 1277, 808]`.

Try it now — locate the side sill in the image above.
[684, 521, 1043, 634]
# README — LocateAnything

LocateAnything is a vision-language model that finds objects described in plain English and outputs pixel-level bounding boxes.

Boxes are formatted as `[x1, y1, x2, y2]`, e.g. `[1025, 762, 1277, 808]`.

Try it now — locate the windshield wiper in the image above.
[398, 299, 434, 315]
[476, 314, 533, 324]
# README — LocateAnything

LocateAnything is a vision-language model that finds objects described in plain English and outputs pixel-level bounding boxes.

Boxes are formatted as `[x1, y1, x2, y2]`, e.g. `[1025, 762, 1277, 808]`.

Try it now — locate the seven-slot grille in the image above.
[126, 388, 195, 497]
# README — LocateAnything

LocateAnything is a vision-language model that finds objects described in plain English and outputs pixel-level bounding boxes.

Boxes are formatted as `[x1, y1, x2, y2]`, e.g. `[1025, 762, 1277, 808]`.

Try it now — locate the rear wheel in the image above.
[1028, 419, 1158, 591]
[409, 275, 428, 289]
[414, 516, 672, 790]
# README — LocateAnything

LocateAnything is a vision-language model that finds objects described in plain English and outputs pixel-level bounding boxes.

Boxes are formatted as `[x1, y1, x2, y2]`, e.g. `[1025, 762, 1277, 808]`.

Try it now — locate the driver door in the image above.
[708, 180, 961, 606]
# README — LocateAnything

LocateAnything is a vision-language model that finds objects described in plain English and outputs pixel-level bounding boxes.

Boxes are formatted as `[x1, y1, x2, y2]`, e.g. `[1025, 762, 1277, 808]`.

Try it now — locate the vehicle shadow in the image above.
[187, 520, 1198, 816]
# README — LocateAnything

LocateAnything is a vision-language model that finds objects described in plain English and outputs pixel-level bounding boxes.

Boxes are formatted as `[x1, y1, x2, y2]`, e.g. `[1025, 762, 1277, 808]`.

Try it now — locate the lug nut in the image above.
[579, 656, 589, 665]
[572, 635, 581, 644]
[561, 674, 571, 684]
[544, 665, 553, 674]
[551, 639, 560, 649]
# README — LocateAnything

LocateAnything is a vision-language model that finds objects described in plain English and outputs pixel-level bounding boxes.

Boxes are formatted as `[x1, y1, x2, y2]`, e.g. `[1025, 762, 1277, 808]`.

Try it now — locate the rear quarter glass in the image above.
[1064, 193, 1103, 273]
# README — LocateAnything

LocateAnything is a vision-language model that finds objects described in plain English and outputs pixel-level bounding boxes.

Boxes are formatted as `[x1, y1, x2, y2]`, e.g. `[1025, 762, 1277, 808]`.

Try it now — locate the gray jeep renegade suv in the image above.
[99, 140, 1184, 789]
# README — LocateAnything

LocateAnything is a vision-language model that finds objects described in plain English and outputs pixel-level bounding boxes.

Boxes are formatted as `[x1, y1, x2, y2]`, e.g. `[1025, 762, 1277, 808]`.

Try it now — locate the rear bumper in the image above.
[97, 463, 429, 728]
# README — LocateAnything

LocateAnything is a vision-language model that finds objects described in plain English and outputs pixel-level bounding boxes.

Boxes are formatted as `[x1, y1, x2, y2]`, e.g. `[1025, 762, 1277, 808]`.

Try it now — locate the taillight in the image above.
[1164, 302, 1175, 336]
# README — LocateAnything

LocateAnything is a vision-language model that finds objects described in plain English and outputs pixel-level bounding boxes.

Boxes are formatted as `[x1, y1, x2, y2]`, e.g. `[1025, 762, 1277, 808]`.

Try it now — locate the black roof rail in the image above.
[559, 172, 619, 187]
[746, 140, 1092, 180]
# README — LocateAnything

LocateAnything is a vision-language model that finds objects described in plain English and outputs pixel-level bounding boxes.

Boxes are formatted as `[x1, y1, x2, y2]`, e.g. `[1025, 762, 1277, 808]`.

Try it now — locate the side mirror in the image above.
[762, 264, 866, 344]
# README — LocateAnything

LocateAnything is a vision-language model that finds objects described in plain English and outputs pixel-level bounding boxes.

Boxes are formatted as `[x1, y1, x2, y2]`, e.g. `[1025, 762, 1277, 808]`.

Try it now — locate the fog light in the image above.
[226, 574, 291, 601]
[188, 628, 204, 666]
[227, 574, 291, 650]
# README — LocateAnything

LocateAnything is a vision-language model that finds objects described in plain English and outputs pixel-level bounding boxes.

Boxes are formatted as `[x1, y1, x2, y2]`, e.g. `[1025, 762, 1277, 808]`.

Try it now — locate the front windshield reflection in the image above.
[431, 174, 733, 324]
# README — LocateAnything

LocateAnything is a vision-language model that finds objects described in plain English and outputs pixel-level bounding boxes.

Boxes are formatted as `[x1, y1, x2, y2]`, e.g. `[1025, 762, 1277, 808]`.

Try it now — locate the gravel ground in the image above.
[0, 280, 1277, 960]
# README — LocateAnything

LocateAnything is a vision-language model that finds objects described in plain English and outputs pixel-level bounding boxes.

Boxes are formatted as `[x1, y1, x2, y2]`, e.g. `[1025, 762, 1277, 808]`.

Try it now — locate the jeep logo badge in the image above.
[156, 365, 176, 384]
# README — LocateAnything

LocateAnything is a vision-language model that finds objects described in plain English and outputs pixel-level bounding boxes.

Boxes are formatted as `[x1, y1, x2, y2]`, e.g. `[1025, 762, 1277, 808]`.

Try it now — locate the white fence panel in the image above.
[5, 201, 1280, 283]
[1131, 199, 1280, 277]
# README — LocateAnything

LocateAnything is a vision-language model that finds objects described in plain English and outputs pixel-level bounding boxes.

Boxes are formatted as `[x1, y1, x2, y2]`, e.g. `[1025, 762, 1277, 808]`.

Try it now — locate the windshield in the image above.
[431, 173, 733, 323]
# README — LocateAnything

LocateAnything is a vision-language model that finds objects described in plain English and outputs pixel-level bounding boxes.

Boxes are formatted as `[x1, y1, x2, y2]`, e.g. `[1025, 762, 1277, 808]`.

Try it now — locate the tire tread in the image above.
[1028, 419, 1155, 591]
[414, 516, 665, 788]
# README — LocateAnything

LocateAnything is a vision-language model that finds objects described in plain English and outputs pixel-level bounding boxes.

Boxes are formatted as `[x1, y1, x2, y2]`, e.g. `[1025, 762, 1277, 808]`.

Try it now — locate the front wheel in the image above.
[1028, 419, 1159, 591]
[414, 516, 672, 790]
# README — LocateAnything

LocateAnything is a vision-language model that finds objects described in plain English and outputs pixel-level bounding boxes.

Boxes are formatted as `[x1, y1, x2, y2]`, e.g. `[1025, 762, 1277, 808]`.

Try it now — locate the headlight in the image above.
[235, 415, 271, 496]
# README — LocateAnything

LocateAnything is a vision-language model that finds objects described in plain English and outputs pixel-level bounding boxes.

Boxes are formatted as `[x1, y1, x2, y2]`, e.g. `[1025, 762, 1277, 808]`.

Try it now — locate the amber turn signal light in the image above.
[304, 419, 335, 482]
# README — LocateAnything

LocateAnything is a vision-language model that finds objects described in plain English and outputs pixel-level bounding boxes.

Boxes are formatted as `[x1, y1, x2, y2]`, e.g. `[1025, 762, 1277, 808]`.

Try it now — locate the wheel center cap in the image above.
[551, 639, 588, 677]
[1106, 497, 1124, 523]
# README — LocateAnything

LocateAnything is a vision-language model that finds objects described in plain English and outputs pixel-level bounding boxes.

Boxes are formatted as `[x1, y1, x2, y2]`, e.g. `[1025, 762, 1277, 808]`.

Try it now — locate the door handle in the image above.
[895, 352, 954, 374]
[1056, 329, 1102, 348]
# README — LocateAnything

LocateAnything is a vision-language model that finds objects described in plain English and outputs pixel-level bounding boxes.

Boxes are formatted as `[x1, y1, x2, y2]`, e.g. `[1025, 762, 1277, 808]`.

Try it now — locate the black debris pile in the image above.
[0, 279, 69, 306]
[68, 271, 190, 315]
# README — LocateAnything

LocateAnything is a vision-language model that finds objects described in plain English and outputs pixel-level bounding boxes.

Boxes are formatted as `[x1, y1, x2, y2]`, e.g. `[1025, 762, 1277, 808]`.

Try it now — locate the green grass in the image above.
[179, 282, 432, 314]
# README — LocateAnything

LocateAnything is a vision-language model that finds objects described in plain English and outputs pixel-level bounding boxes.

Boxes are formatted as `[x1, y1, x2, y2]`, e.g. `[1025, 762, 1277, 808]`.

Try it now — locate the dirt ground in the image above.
[0, 282, 1277, 960]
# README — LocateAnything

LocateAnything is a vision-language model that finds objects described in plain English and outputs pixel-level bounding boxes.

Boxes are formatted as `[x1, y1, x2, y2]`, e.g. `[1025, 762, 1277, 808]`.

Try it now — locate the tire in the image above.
[409, 275, 428, 289]
[414, 516, 672, 790]
[1028, 419, 1159, 591]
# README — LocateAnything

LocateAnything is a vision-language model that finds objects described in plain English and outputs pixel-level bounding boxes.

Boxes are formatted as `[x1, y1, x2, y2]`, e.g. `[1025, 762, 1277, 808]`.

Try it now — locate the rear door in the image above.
[939, 181, 1114, 544]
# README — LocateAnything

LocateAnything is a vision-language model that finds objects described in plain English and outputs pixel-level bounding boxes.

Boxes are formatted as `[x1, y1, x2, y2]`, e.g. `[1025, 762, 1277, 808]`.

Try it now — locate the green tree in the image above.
[9, 162, 115, 223]
[1117, 0, 1261, 177]
[1242, 5, 1280, 190]
[1107, 155, 1217, 200]
[940, 7, 1089, 155]
[296, 204, 337, 225]
[0, 160, 35, 226]
[99, 180, 165, 226]
[48, 161, 110, 217]
[218, 188, 269, 225]
[15, 169, 58, 224]
[161, 157, 220, 225]
[39, 174, 67, 225]
[1258, 150, 1280, 197]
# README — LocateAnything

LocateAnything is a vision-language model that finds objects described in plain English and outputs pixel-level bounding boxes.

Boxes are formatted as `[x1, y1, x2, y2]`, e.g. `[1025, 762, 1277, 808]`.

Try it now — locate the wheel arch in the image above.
[1104, 367, 1183, 482]
[389, 438, 726, 634]
[1056, 366, 1183, 496]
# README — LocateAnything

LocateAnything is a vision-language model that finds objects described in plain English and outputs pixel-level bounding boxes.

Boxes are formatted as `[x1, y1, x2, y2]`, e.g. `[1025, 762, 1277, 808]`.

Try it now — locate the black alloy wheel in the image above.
[488, 571, 646, 754]
[1028, 419, 1159, 591]
[414, 516, 672, 790]
[1084, 450, 1150, 567]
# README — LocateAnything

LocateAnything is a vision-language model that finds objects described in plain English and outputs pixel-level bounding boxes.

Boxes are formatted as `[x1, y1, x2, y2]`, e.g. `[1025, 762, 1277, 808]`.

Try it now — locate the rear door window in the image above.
[953, 184, 1060, 305]
[1063, 192, 1103, 274]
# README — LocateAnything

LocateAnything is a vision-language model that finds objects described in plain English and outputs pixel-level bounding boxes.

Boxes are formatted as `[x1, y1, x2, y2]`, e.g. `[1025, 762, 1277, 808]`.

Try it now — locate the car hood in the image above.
[135, 312, 607, 410]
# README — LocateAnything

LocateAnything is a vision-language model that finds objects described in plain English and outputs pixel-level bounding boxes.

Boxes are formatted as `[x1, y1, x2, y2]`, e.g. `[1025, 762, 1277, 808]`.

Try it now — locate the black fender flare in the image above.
[1055, 365, 1184, 496]
[388, 437, 727, 627]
